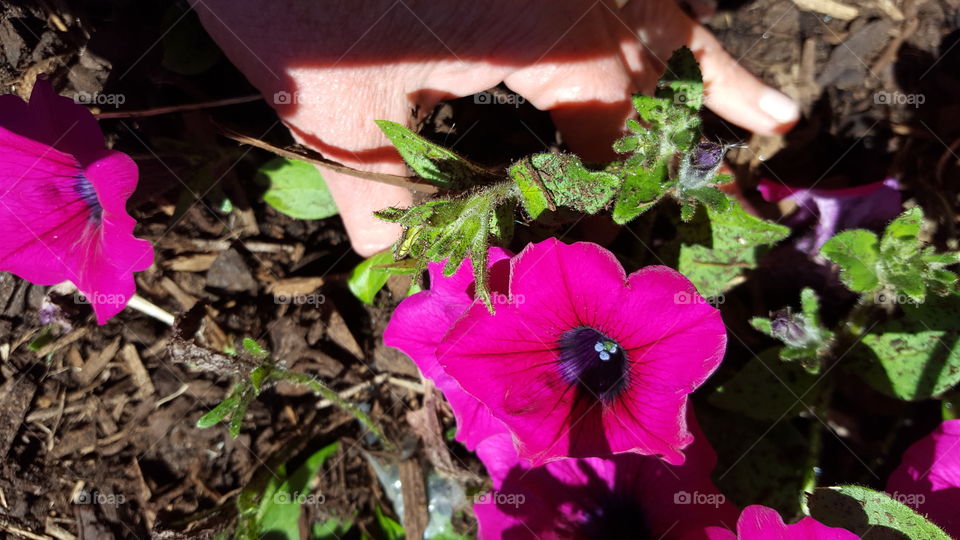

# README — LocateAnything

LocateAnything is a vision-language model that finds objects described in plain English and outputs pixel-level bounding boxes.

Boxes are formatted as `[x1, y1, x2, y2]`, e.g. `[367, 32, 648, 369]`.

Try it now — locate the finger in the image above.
[622, 0, 799, 135]
[689, 24, 800, 134]
[502, 11, 639, 161]
[195, 1, 419, 255]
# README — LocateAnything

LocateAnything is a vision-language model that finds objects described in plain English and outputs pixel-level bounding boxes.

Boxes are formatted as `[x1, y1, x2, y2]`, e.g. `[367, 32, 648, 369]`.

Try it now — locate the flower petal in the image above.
[886, 419, 960, 538]
[735, 505, 858, 539]
[384, 248, 511, 449]
[0, 127, 96, 284]
[474, 412, 737, 539]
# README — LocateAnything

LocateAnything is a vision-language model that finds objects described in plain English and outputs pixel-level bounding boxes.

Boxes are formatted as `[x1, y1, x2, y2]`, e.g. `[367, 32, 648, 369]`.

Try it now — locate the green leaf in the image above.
[375, 505, 405, 540]
[676, 202, 789, 297]
[376, 120, 488, 189]
[259, 157, 339, 220]
[809, 485, 951, 540]
[881, 206, 923, 249]
[196, 384, 242, 428]
[311, 517, 353, 539]
[376, 182, 515, 310]
[243, 338, 270, 360]
[850, 295, 960, 401]
[258, 442, 340, 540]
[228, 385, 257, 438]
[709, 349, 822, 420]
[683, 186, 731, 213]
[348, 251, 396, 305]
[697, 405, 808, 517]
[249, 366, 270, 393]
[820, 230, 881, 292]
[612, 158, 667, 224]
[519, 153, 620, 215]
[509, 159, 553, 219]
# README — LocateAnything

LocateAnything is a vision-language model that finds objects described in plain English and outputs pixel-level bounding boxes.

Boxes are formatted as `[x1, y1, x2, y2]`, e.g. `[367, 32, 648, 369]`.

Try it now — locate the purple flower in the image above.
[473, 412, 738, 539]
[886, 419, 960, 538]
[757, 177, 901, 254]
[430, 239, 726, 465]
[691, 142, 725, 171]
[680, 142, 729, 189]
[0, 78, 153, 323]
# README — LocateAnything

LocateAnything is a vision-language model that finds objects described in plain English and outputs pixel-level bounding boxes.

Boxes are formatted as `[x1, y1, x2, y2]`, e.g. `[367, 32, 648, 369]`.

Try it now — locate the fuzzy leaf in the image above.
[243, 338, 270, 360]
[509, 159, 553, 219]
[196, 385, 241, 428]
[612, 158, 667, 224]
[520, 153, 619, 214]
[809, 485, 951, 540]
[851, 296, 960, 401]
[698, 406, 808, 517]
[709, 349, 822, 420]
[677, 202, 790, 297]
[820, 230, 881, 292]
[376, 120, 488, 189]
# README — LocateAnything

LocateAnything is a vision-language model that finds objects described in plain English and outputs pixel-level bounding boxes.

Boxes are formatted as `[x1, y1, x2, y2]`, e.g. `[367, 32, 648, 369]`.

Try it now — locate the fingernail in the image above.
[758, 89, 799, 125]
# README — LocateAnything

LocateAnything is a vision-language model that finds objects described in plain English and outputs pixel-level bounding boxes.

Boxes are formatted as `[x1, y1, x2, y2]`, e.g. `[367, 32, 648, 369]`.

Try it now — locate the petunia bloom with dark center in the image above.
[559, 326, 629, 403]
[437, 239, 727, 465]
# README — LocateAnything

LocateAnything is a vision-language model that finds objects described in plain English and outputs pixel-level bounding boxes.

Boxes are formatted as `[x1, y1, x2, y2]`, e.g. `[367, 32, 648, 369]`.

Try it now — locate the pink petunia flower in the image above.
[384, 248, 513, 450]
[697, 505, 858, 539]
[886, 419, 960, 538]
[0, 78, 153, 324]
[473, 412, 737, 539]
[437, 238, 726, 465]
[757, 177, 901, 254]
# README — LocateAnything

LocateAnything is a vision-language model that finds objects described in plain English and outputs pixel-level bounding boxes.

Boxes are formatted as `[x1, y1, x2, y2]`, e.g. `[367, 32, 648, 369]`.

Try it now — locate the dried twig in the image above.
[217, 124, 440, 194]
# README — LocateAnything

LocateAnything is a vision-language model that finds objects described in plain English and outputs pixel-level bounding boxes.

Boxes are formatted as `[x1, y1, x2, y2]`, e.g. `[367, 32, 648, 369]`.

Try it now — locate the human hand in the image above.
[195, 0, 799, 256]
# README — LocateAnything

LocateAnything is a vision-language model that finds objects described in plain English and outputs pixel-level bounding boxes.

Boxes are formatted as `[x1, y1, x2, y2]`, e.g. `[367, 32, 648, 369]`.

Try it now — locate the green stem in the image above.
[800, 376, 833, 515]
[270, 369, 396, 451]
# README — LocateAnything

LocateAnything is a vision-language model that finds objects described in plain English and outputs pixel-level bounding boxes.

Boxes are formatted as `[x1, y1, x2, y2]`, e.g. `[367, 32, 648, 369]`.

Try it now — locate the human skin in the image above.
[194, 0, 799, 255]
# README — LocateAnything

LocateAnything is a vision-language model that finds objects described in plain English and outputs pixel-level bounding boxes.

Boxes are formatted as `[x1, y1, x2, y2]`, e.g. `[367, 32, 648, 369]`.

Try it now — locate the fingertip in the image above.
[757, 88, 800, 131]
[318, 167, 410, 258]
[691, 26, 799, 135]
